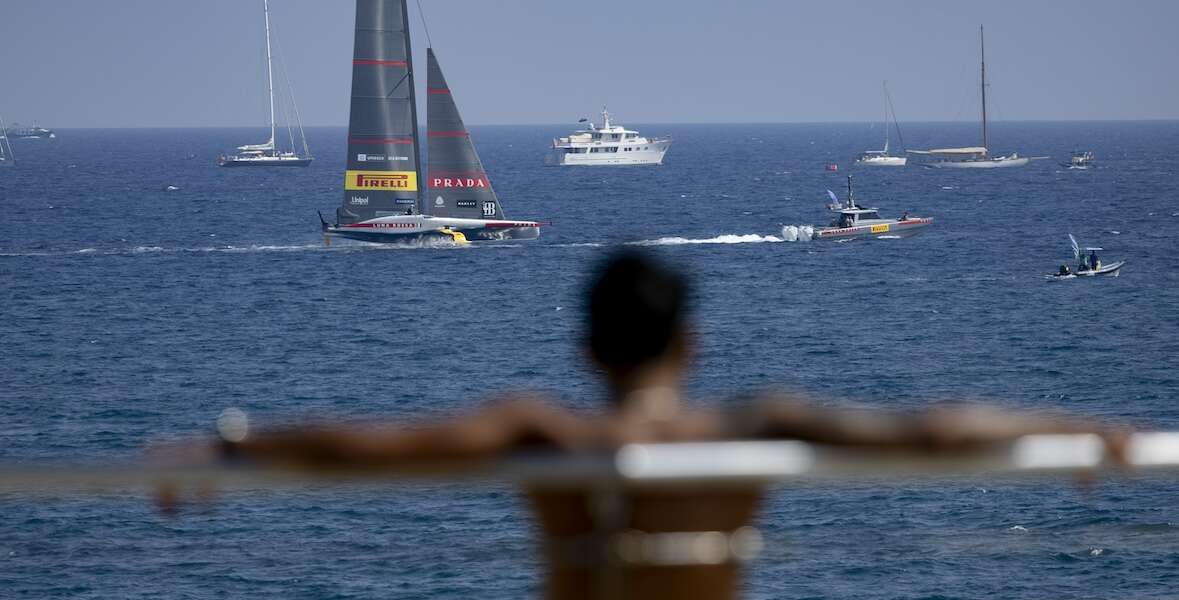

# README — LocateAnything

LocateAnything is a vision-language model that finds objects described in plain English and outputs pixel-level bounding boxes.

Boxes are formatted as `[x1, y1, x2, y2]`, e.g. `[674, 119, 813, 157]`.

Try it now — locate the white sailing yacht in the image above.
[219, 0, 312, 168]
[909, 26, 1029, 169]
[0, 114, 14, 168]
[856, 81, 906, 166]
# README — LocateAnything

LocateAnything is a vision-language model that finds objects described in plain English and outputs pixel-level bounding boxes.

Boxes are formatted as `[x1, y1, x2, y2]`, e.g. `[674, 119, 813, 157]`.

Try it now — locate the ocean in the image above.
[1, 122, 1177, 598]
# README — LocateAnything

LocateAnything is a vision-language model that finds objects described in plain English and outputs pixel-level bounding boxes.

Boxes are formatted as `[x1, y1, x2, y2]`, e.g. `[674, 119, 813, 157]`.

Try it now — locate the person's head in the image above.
[585, 250, 691, 394]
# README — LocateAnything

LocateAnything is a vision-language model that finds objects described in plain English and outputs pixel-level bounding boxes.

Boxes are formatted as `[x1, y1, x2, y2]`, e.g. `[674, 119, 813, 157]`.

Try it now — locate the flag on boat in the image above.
[578, 118, 588, 123]
[826, 189, 841, 210]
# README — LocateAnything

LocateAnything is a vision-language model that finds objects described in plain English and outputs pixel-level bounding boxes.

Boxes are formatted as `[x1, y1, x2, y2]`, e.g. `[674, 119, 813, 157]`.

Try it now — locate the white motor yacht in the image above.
[546, 107, 671, 166]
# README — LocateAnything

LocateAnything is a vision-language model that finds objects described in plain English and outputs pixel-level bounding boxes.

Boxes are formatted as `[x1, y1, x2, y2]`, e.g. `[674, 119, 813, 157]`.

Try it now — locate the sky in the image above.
[1, 0, 1177, 128]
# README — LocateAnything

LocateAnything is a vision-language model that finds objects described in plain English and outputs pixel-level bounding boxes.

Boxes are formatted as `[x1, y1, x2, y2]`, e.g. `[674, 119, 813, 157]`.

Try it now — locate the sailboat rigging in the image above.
[321, 0, 540, 244]
[218, 0, 312, 168]
[908, 26, 1029, 169]
[856, 81, 906, 166]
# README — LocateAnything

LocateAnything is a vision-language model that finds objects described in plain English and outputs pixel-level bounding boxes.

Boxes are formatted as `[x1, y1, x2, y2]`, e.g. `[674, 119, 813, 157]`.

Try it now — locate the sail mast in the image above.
[403, 0, 424, 214]
[882, 81, 890, 154]
[980, 25, 988, 155]
[263, 0, 276, 152]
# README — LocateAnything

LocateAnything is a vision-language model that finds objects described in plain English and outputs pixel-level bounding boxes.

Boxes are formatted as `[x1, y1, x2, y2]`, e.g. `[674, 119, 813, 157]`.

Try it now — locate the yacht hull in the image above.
[814, 218, 933, 241]
[924, 156, 1029, 169]
[219, 157, 313, 168]
[325, 214, 541, 244]
[857, 156, 907, 166]
[546, 139, 672, 166]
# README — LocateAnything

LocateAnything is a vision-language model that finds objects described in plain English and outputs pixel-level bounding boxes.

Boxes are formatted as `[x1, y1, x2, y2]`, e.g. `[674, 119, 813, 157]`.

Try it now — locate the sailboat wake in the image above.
[630, 233, 784, 246]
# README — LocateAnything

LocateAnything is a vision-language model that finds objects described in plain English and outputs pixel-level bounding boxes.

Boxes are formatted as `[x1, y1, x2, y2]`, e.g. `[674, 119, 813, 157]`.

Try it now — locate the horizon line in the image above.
[32, 118, 1179, 130]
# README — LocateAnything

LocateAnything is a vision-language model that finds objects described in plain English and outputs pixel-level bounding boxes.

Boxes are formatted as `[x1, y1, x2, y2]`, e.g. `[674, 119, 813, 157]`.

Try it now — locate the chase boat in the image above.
[814, 176, 932, 241]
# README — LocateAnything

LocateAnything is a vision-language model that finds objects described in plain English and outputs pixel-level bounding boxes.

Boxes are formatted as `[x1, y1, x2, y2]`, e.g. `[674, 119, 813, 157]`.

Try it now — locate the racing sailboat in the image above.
[321, 0, 539, 243]
[218, 0, 312, 167]
[908, 26, 1029, 169]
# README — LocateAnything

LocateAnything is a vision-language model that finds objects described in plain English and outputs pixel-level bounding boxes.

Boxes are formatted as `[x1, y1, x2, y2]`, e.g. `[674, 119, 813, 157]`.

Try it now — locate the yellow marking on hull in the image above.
[439, 227, 468, 244]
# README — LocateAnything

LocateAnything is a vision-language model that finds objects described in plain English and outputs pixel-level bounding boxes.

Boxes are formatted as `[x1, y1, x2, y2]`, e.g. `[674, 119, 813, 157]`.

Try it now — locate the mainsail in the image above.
[339, 0, 422, 225]
[425, 48, 503, 219]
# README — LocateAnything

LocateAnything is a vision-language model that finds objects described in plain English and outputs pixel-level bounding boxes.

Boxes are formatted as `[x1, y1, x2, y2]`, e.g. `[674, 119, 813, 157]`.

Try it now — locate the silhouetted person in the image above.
[184, 250, 1123, 600]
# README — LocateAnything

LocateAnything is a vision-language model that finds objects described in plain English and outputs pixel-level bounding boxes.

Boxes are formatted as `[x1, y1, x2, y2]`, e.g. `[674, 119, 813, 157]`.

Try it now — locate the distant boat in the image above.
[4, 123, 54, 140]
[218, 0, 312, 168]
[1050, 234, 1124, 278]
[909, 26, 1029, 169]
[0, 115, 14, 167]
[321, 0, 540, 244]
[1061, 151, 1095, 170]
[856, 81, 907, 166]
[546, 107, 672, 166]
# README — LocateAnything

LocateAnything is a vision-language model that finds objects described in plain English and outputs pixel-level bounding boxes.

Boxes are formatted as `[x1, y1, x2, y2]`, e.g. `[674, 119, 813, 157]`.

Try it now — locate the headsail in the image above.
[339, 0, 422, 225]
[425, 48, 503, 220]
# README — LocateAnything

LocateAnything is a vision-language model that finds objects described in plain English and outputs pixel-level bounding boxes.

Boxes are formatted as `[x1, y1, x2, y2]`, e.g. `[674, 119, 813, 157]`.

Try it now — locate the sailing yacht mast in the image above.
[882, 81, 890, 154]
[980, 25, 988, 156]
[263, 0, 276, 152]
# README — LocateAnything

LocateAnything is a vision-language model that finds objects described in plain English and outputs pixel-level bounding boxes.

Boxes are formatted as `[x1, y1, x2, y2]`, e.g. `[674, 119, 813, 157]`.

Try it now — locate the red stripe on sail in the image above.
[428, 131, 469, 137]
[427, 88, 450, 94]
[353, 59, 407, 66]
[349, 137, 415, 145]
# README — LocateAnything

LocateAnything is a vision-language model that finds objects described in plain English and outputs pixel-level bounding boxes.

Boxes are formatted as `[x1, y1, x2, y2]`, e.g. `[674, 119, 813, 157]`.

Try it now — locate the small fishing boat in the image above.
[813, 176, 932, 241]
[1050, 234, 1124, 278]
[1061, 151, 1095, 170]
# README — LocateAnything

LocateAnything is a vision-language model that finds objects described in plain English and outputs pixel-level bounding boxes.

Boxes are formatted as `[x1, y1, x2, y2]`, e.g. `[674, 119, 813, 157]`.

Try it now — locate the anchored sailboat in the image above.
[322, 0, 540, 244]
[909, 26, 1029, 169]
[218, 0, 312, 168]
[856, 81, 906, 166]
[0, 114, 13, 168]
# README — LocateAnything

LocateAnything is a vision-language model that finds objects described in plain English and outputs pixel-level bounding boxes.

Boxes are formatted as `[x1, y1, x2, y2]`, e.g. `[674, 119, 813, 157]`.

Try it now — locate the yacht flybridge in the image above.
[321, 0, 539, 244]
[909, 26, 1029, 169]
[546, 108, 671, 166]
[218, 0, 312, 168]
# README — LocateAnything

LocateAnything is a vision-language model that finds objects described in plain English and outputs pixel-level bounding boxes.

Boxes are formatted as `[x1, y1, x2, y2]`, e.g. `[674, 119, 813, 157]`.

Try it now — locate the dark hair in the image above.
[586, 250, 689, 373]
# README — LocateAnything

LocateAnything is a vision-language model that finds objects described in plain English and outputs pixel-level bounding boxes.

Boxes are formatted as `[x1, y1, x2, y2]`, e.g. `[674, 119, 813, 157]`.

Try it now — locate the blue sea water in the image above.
[1, 122, 1178, 598]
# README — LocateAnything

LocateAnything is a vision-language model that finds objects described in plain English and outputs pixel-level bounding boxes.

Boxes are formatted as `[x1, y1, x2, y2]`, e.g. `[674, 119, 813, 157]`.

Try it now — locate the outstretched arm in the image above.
[735, 395, 1129, 453]
[176, 397, 597, 471]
